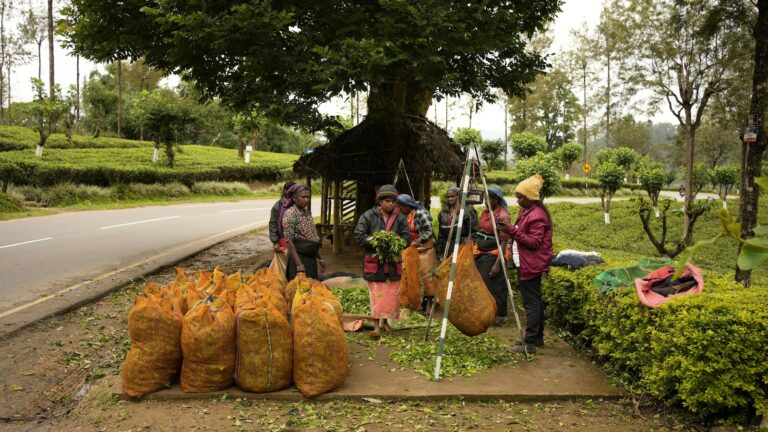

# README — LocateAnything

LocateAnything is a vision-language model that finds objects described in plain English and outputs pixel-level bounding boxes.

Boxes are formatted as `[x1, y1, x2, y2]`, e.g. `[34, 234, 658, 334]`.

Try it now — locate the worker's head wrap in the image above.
[487, 185, 507, 210]
[396, 194, 426, 211]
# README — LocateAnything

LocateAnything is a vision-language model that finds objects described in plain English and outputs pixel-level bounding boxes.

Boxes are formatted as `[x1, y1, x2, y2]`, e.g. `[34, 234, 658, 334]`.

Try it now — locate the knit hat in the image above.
[515, 174, 544, 201]
[376, 184, 398, 201]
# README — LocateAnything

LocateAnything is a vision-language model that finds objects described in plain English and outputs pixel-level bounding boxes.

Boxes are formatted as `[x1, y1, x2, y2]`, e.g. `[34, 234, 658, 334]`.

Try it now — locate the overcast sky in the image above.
[9, 1, 674, 139]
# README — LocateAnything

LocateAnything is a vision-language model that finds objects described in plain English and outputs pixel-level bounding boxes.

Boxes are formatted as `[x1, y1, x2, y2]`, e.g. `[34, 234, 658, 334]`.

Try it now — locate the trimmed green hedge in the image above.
[486, 171, 643, 191]
[544, 266, 768, 420]
[0, 126, 154, 151]
[0, 146, 297, 186]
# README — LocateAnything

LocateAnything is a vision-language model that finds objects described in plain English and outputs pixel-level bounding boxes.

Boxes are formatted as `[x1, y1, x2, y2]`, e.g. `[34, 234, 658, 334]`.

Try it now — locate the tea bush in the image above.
[543, 266, 768, 420]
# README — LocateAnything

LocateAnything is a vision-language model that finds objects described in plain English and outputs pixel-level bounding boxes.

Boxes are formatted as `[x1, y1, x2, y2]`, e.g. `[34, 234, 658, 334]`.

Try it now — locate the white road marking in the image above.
[0, 237, 53, 250]
[0, 220, 268, 319]
[218, 208, 270, 213]
[100, 215, 181, 230]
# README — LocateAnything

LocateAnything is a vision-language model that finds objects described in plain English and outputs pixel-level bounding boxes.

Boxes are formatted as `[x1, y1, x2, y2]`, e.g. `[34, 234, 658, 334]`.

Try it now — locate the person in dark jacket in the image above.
[436, 187, 478, 260]
[499, 175, 553, 354]
[354, 184, 411, 338]
[268, 180, 296, 251]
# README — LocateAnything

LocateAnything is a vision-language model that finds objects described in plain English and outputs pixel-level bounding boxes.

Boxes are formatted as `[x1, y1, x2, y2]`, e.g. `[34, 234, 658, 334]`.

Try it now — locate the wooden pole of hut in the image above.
[333, 180, 342, 255]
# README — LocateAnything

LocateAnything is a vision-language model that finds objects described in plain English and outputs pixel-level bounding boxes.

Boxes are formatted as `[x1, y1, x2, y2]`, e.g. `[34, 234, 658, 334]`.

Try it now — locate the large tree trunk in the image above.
[353, 79, 433, 212]
[683, 123, 695, 245]
[736, 0, 768, 286]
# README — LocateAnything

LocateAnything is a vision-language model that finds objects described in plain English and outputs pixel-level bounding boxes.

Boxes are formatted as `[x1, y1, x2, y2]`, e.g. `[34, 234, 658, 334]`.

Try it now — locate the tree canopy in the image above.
[62, 1, 561, 130]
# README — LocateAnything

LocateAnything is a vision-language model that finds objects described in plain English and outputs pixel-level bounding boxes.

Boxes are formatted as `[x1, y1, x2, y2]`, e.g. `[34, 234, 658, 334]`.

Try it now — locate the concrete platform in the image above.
[113, 328, 624, 402]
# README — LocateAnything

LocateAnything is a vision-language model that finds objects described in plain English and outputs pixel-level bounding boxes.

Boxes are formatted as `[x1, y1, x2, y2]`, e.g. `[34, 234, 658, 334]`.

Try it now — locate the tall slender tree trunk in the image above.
[75, 54, 80, 127]
[37, 42, 41, 79]
[606, 51, 612, 147]
[444, 97, 448, 130]
[6, 60, 10, 124]
[582, 60, 588, 165]
[117, 59, 122, 137]
[47, 0, 53, 99]
[736, 0, 768, 286]
[503, 96, 508, 170]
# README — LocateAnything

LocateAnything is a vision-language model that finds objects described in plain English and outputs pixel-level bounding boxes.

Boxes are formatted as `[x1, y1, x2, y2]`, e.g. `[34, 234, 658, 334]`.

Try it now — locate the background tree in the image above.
[60, 84, 78, 140]
[691, 162, 712, 198]
[695, 122, 741, 168]
[737, 0, 768, 286]
[29, 77, 66, 156]
[609, 115, 651, 155]
[612, 147, 639, 183]
[19, 5, 45, 80]
[622, 0, 751, 246]
[62, 0, 561, 198]
[638, 165, 666, 217]
[134, 87, 196, 166]
[513, 152, 561, 200]
[453, 127, 483, 152]
[82, 71, 117, 137]
[479, 139, 505, 170]
[510, 132, 547, 159]
[556, 142, 582, 180]
[595, 160, 623, 224]
[711, 164, 739, 209]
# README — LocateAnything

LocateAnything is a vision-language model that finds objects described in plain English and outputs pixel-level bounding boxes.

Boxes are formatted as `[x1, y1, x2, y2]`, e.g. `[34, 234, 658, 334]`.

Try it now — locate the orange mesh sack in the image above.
[268, 256, 289, 293]
[180, 296, 236, 392]
[434, 240, 496, 336]
[121, 294, 183, 397]
[235, 293, 293, 393]
[399, 245, 422, 309]
[239, 282, 289, 318]
[293, 293, 349, 397]
[422, 257, 449, 297]
[248, 268, 287, 299]
[290, 275, 342, 323]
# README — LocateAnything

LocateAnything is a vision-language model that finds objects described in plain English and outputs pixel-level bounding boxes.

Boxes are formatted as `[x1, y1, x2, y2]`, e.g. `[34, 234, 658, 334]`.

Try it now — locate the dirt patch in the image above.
[0, 229, 752, 431]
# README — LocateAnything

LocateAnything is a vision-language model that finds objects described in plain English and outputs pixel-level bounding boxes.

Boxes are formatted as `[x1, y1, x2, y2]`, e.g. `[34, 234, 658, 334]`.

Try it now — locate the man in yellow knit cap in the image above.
[499, 174, 553, 354]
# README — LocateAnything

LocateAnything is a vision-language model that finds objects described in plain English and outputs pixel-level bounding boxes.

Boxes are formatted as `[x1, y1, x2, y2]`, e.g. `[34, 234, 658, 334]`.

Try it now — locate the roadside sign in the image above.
[583, 163, 591, 173]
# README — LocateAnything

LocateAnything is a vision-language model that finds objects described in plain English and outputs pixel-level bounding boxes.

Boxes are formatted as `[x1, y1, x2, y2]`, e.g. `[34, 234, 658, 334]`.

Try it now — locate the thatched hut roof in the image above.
[294, 115, 464, 182]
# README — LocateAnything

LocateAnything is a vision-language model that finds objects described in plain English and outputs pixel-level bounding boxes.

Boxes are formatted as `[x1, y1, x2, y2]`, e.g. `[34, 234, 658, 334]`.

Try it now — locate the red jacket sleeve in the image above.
[514, 216, 547, 250]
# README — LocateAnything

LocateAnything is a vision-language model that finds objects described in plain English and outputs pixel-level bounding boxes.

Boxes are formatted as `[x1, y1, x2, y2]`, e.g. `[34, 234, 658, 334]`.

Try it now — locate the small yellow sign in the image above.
[583, 163, 591, 173]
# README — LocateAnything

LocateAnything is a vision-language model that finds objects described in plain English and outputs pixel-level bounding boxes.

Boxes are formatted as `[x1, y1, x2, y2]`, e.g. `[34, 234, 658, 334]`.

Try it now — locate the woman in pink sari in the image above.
[353, 185, 411, 338]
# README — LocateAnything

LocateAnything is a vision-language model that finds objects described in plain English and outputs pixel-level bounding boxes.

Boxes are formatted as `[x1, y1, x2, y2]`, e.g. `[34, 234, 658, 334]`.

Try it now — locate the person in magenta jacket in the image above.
[499, 174, 553, 354]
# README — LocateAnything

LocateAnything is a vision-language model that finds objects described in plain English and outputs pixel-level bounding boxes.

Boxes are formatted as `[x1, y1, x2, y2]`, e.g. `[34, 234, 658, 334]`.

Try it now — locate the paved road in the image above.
[0, 199, 317, 333]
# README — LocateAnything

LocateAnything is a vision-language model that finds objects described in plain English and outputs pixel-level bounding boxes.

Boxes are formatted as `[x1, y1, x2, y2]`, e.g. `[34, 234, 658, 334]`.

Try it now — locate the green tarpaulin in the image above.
[593, 258, 674, 294]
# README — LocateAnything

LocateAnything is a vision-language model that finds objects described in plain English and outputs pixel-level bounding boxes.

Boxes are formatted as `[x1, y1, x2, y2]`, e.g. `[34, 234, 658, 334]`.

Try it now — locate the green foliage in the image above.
[637, 166, 666, 204]
[0, 192, 23, 213]
[711, 164, 739, 200]
[612, 147, 639, 175]
[512, 152, 561, 199]
[369, 231, 407, 263]
[14, 181, 253, 207]
[510, 132, 547, 159]
[0, 146, 297, 187]
[595, 161, 624, 194]
[64, 1, 559, 128]
[544, 267, 768, 420]
[556, 142, 583, 173]
[29, 78, 68, 148]
[0, 125, 154, 151]
[452, 128, 483, 150]
[329, 286, 371, 315]
[479, 139, 505, 169]
[691, 163, 712, 196]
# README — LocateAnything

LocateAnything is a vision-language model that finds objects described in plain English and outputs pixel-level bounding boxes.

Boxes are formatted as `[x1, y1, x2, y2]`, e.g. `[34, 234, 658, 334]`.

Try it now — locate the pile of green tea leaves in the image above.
[383, 326, 517, 378]
[369, 230, 407, 263]
[329, 286, 370, 315]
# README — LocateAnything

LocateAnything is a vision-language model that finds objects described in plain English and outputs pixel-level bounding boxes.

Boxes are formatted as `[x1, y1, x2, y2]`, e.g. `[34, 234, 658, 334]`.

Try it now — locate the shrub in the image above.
[510, 132, 547, 159]
[512, 152, 561, 199]
[556, 142, 583, 175]
[452, 127, 483, 150]
[40, 182, 112, 206]
[543, 267, 768, 420]
[190, 181, 252, 196]
[0, 192, 22, 212]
